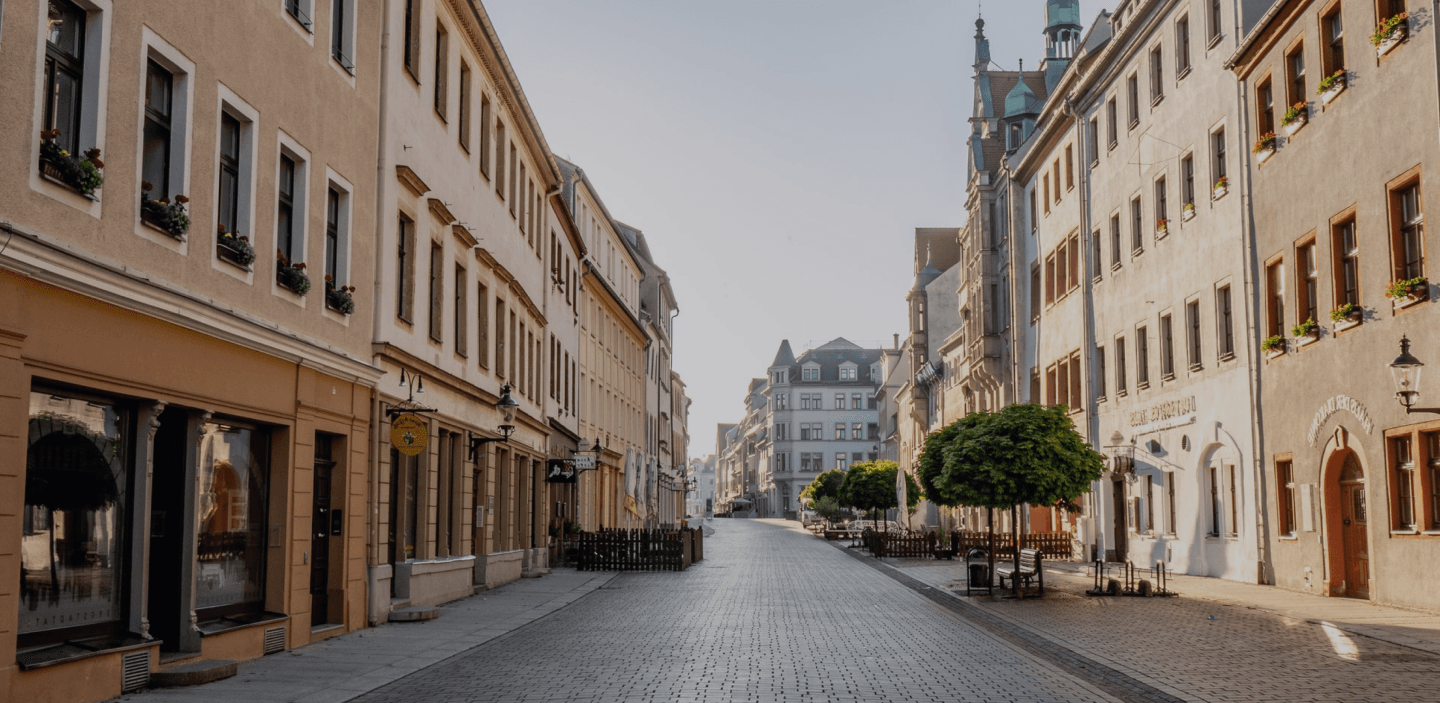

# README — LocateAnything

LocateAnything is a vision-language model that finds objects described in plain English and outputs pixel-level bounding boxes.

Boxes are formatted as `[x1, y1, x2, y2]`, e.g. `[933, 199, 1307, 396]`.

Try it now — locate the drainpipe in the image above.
[368, 0, 396, 610]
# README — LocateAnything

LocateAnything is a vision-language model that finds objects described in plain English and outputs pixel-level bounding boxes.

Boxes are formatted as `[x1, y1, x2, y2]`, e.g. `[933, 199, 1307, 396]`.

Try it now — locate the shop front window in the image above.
[21, 391, 130, 643]
[195, 422, 270, 618]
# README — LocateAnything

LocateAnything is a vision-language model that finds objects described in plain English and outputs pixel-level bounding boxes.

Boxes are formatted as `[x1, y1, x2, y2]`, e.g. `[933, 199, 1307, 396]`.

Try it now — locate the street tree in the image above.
[838, 460, 921, 527]
[931, 403, 1105, 593]
[800, 469, 846, 506]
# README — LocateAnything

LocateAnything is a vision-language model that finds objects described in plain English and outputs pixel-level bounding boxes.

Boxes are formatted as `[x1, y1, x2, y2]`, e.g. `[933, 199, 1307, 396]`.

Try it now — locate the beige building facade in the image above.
[0, 0, 381, 700]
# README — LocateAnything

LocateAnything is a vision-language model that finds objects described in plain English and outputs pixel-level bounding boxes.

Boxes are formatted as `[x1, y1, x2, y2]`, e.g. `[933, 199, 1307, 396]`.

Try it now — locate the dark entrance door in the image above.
[1339, 460, 1369, 599]
[1111, 478, 1128, 561]
[311, 435, 335, 626]
[147, 407, 189, 650]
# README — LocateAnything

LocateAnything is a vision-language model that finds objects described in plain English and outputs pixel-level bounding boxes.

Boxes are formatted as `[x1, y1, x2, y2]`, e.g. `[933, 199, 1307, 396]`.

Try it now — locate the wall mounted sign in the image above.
[546, 459, 577, 483]
[1128, 396, 1197, 435]
[390, 414, 428, 456]
[573, 455, 596, 471]
[1307, 395, 1374, 446]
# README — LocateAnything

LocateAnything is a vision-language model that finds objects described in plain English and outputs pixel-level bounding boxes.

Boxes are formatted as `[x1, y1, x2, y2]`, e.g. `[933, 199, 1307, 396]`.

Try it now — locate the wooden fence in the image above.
[574, 528, 704, 572]
[864, 531, 937, 558]
[951, 531, 1072, 559]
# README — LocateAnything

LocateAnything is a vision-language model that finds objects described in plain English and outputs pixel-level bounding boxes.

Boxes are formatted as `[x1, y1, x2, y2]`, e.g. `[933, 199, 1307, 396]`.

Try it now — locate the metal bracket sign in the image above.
[573, 454, 596, 471]
[546, 459, 577, 483]
[390, 414, 428, 456]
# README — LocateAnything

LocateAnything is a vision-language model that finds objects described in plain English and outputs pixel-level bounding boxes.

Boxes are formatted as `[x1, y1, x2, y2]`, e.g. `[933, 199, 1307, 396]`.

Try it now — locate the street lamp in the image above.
[1390, 336, 1440, 414]
[469, 384, 520, 460]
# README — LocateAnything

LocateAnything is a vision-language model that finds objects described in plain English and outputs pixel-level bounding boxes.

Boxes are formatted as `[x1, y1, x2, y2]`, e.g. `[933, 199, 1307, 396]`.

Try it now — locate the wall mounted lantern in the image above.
[468, 384, 520, 460]
[1390, 336, 1440, 414]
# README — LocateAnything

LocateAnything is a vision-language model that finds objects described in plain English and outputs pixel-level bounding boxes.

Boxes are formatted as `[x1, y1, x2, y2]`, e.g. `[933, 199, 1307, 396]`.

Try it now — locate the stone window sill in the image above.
[17, 635, 156, 671]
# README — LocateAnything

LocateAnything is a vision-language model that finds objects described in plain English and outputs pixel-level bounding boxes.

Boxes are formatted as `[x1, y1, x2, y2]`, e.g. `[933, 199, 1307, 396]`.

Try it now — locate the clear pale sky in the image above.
[486, 1, 1100, 458]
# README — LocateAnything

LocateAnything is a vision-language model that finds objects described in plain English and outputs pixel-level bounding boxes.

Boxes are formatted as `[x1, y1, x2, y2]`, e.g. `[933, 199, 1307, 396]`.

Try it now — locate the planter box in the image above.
[1212, 185, 1229, 201]
[1156, 226, 1169, 238]
[1264, 345, 1287, 360]
[1334, 314, 1363, 332]
[1321, 79, 1347, 106]
[1393, 287, 1429, 310]
[1182, 208, 1196, 222]
[1256, 145, 1276, 164]
[1295, 332, 1320, 348]
[39, 161, 96, 199]
[1283, 114, 1308, 137]
[1378, 27, 1407, 57]
[216, 242, 252, 270]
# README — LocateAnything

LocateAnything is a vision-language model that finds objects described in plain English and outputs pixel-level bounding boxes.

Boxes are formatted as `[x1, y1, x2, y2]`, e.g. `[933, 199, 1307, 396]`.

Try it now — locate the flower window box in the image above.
[1182, 204, 1196, 222]
[1387, 277, 1428, 310]
[1262, 335, 1287, 360]
[37, 130, 104, 198]
[1330, 304, 1363, 332]
[276, 253, 311, 295]
[1317, 71, 1347, 106]
[216, 226, 256, 270]
[1282, 104, 1308, 137]
[1373, 15, 1408, 58]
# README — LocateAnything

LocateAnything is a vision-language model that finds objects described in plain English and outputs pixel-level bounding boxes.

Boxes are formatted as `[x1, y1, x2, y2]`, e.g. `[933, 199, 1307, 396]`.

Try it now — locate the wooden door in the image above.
[311, 435, 334, 626]
[1340, 481, 1369, 599]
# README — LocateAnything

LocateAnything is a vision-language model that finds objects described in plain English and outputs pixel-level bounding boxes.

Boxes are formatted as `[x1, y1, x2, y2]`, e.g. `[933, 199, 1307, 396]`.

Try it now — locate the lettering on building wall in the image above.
[1128, 396, 1197, 435]
[1306, 395, 1375, 446]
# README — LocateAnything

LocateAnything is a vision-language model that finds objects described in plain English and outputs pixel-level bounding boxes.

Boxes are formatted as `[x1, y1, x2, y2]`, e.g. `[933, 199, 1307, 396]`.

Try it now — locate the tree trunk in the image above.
[1011, 504, 1021, 597]
[986, 507, 995, 595]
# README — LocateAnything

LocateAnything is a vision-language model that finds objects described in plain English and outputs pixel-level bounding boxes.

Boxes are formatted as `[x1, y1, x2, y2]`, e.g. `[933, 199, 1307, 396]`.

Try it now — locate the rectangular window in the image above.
[1045, 255, 1056, 305]
[1167, 473, 1177, 535]
[851, 394, 862, 409]
[458, 62, 471, 151]
[1116, 336, 1128, 395]
[1132, 197, 1144, 253]
[324, 186, 343, 293]
[1068, 234, 1080, 291]
[1065, 145, 1074, 190]
[1030, 189, 1038, 231]
[477, 282, 489, 368]
[1150, 46, 1164, 102]
[1144, 475, 1155, 533]
[836, 454, 847, 471]
[1046, 365, 1057, 406]
[397, 215, 414, 322]
[495, 123, 506, 197]
[1043, 174, 1051, 214]
[1299, 240, 1318, 326]
[1096, 346, 1107, 401]
[43, 0, 88, 160]
[221, 114, 245, 238]
[1427, 432, 1440, 529]
[1286, 42, 1306, 107]
[1160, 313, 1175, 379]
[285, 0, 313, 29]
[835, 393, 845, 409]
[1257, 78, 1276, 139]
[1156, 177, 1168, 228]
[331, 0, 355, 71]
[1176, 16, 1191, 74]
[1089, 118, 1100, 164]
[1056, 241, 1067, 296]
[853, 422, 863, 440]
[1137, 326, 1150, 388]
[1053, 162, 1061, 203]
[1107, 98, 1119, 146]
[429, 243, 444, 342]
[1323, 7, 1345, 79]
[1333, 217, 1360, 307]
[1069, 353, 1082, 411]
[1391, 178, 1425, 281]
[1208, 466, 1221, 536]
[1267, 259, 1286, 338]
[454, 265, 467, 357]
[1181, 155, 1195, 208]
[1217, 285, 1235, 359]
[1031, 264, 1041, 318]
[1227, 464, 1239, 537]
[479, 97, 492, 178]
[402, 0, 419, 77]
[1056, 360, 1069, 410]
[1212, 128, 1227, 186]
[1111, 214, 1122, 267]
[1127, 74, 1140, 126]
[509, 143, 518, 216]
[1186, 301, 1202, 368]
[1394, 435, 1416, 528]
[1209, 0, 1223, 42]
[20, 390, 130, 644]
[141, 60, 174, 203]
[433, 27, 448, 119]
[1092, 230, 1103, 281]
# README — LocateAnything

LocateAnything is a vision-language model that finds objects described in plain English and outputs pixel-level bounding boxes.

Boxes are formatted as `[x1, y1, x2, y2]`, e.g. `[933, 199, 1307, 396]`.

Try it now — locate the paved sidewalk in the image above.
[114, 569, 615, 703]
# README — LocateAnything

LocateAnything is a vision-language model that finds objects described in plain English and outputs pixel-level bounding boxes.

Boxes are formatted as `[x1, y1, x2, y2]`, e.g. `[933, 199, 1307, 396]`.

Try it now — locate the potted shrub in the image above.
[1281, 102, 1308, 135]
[933, 524, 955, 560]
[276, 251, 311, 295]
[1212, 176, 1229, 200]
[1156, 218, 1169, 237]
[1262, 335, 1286, 358]
[139, 183, 191, 240]
[325, 275, 356, 315]
[216, 224, 256, 268]
[1317, 70, 1347, 105]
[1373, 12, 1408, 57]
[1386, 276, 1428, 308]
[1182, 202, 1196, 222]
[38, 129, 104, 197]
[1252, 132, 1277, 162]
[1292, 317, 1320, 346]
[1330, 302, 1363, 330]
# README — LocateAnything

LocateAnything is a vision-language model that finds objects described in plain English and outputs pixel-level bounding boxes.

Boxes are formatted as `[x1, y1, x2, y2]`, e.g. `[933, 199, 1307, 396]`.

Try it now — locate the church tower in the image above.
[1045, 0, 1083, 61]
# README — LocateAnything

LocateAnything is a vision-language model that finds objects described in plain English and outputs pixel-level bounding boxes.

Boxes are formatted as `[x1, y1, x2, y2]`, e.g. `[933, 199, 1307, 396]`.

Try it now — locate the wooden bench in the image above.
[994, 548, 1044, 595]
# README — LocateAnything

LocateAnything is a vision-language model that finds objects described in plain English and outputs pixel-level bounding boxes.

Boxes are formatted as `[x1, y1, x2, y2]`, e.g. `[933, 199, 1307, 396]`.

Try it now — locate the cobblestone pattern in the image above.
[890, 558, 1440, 703]
[352, 520, 1115, 703]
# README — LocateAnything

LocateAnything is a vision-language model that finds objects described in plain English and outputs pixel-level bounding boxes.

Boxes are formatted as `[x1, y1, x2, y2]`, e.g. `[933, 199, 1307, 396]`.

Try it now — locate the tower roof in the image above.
[1004, 66, 1042, 118]
[1046, 0, 1082, 30]
[771, 339, 797, 367]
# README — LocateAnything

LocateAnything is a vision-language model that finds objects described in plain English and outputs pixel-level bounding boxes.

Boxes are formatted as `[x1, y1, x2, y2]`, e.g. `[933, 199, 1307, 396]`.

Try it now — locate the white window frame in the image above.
[328, 0, 356, 78]
[212, 86, 261, 286]
[30, 0, 112, 215]
[134, 27, 195, 253]
[282, 0, 316, 41]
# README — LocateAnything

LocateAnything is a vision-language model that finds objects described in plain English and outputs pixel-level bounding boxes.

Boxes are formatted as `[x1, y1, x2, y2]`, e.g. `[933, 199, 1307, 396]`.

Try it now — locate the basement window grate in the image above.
[121, 651, 150, 693]
[263, 626, 286, 655]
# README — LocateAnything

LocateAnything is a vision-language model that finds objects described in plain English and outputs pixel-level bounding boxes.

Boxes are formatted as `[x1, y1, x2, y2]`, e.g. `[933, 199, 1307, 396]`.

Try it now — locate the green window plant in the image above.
[1262, 335, 1285, 353]
[139, 182, 191, 240]
[1292, 317, 1319, 338]
[276, 251, 311, 295]
[1214, 176, 1228, 190]
[38, 129, 104, 196]
[1386, 276, 1427, 299]
[1281, 102, 1308, 127]
[1329, 302, 1361, 322]
[325, 276, 357, 315]
[1371, 12, 1408, 46]
[1316, 70, 1346, 95]
[216, 224, 256, 267]
[1252, 132, 1277, 154]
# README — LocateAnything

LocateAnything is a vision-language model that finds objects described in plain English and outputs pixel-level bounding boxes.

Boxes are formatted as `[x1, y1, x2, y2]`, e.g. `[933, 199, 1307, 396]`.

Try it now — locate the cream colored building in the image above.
[0, 0, 381, 700]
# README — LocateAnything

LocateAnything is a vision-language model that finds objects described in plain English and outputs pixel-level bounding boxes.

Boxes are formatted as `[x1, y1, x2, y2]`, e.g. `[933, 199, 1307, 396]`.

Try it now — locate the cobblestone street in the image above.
[121, 519, 1440, 703]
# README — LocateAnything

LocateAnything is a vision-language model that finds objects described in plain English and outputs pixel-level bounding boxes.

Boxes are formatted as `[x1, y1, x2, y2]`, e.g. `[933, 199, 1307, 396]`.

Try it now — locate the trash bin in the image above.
[968, 562, 989, 586]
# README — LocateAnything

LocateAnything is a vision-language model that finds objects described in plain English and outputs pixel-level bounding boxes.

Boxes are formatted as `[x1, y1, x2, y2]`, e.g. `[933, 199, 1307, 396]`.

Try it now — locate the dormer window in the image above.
[1009, 123, 1022, 150]
[802, 364, 820, 381]
[839, 363, 858, 381]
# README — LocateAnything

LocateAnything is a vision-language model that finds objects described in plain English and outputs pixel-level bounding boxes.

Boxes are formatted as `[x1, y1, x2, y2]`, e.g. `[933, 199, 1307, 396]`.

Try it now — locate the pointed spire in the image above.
[771, 339, 797, 367]
[973, 15, 990, 73]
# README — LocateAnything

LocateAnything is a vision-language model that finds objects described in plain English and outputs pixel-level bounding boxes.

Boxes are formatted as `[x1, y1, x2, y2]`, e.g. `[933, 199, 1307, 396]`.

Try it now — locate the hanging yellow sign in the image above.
[390, 414, 429, 456]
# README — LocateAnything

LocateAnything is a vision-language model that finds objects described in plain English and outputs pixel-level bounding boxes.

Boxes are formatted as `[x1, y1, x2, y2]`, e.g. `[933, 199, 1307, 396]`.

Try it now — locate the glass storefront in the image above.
[21, 391, 130, 640]
[195, 421, 270, 617]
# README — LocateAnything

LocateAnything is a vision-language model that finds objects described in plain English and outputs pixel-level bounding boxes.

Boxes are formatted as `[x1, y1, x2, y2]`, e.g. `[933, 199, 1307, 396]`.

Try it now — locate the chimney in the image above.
[893, 333, 899, 349]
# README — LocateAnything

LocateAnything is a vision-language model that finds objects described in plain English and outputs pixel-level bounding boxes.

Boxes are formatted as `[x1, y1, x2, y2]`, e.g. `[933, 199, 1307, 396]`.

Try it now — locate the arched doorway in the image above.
[1325, 450, 1370, 599]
